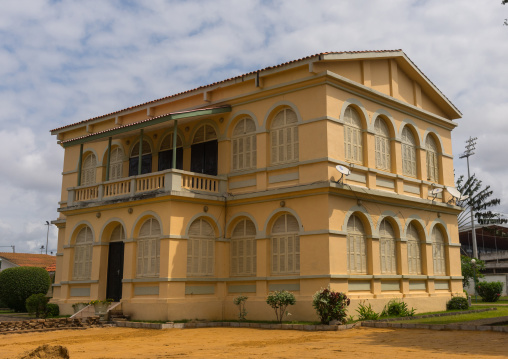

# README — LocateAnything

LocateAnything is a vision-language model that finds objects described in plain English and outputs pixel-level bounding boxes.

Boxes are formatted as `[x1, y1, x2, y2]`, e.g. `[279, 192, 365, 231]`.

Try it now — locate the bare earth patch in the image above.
[0, 327, 506, 358]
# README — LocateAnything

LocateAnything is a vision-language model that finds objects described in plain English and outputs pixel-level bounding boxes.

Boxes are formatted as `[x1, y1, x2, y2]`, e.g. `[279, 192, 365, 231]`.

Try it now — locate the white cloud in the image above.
[0, 0, 507, 252]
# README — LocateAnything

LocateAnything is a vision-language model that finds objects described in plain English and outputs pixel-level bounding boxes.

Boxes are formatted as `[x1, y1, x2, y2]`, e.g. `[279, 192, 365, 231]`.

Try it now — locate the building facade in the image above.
[50, 50, 463, 321]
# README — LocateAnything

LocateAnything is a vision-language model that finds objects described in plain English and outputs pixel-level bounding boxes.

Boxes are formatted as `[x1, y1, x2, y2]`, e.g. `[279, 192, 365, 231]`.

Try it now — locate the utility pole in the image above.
[459, 136, 478, 259]
[45, 221, 50, 255]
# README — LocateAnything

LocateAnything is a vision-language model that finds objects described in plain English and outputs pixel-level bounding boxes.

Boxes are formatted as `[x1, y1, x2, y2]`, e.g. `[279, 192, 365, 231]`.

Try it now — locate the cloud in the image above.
[0, 0, 507, 252]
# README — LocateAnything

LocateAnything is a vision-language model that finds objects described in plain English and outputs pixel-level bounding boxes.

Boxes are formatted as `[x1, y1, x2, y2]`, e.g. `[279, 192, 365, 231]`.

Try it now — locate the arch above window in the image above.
[110, 224, 126, 242]
[271, 213, 300, 275]
[193, 124, 217, 144]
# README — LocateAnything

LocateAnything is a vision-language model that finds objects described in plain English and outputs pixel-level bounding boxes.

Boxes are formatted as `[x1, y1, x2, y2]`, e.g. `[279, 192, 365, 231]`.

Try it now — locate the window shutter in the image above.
[272, 238, 278, 273]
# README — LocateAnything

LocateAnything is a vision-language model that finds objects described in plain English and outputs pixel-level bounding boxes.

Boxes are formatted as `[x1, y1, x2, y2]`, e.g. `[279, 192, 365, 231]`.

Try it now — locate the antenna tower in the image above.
[459, 136, 478, 258]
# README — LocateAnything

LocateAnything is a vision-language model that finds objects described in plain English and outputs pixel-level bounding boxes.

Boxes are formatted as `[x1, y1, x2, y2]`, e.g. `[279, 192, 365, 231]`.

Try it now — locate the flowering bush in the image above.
[266, 290, 296, 323]
[312, 288, 350, 324]
[90, 298, 113, 306]
[233, 295, 248, 321]
[476, 281, 503, 302]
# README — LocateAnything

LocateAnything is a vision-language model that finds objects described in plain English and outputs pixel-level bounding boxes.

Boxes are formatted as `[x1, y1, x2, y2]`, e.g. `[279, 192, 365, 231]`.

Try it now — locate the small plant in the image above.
[476, 281, 504, 302]
[312, 287, 350, 324]
[46, 303, 60, 317]
[446, 296, 469, 310]
[233, 295, 248, 321]
[90, 298, 114, 306]
[72, 302, 89, 312]
[266, 290, 296, 323]
[381, 299, 416, 317]
[356, 300, 379, 321]
[26, 293, 49, 318]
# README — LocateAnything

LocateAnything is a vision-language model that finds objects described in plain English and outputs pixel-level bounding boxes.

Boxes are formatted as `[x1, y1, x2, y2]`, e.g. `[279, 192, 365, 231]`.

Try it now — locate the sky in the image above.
[0, 0, 507, 254]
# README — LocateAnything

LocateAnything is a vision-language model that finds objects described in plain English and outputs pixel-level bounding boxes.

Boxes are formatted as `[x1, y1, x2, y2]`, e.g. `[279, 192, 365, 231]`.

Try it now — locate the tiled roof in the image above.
[51, 50, 411, 133]
[0, 253, 56, 272]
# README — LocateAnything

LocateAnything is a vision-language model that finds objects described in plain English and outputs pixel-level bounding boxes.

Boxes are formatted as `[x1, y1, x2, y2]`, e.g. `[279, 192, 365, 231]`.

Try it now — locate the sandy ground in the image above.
[1, 326, 507, 359]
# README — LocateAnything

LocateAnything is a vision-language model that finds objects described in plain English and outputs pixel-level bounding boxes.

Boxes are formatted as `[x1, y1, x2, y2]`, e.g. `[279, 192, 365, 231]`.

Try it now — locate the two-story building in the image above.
[50, 50, 464, 321]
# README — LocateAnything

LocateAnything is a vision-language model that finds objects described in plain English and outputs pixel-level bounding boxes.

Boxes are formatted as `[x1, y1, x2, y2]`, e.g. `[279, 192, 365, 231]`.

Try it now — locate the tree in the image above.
[461, 255, 485, 288]
[0, 267, 51, 312]
[455, 174, 507, 230]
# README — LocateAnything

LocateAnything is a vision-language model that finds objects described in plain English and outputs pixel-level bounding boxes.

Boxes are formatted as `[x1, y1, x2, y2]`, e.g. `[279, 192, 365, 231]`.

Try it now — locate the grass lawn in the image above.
[390, 305, 508, 325]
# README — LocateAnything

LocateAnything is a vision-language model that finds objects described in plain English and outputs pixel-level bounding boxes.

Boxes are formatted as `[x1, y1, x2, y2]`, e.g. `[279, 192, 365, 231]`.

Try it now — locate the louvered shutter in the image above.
[432, 227, 446, 275]
[347, 215, 366, 274]
[407, 223, 422, 274]
[187, 219, 215, 277]
[380, 219, 396, 274]
[81, 154, 97, 186]
[272, 237, 278, 273]
[271, 109, 298, 165]
[426, 136, 439, 182]
[271, 214, 299, 275]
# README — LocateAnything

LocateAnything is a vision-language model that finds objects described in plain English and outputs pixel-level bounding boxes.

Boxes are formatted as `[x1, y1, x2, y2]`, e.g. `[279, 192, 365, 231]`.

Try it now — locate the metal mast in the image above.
[459, 136, 478, 258]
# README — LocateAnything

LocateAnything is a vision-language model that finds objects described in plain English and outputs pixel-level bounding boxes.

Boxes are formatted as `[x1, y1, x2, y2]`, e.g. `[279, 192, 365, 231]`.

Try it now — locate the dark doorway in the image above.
[191, 140, 218, 176]
[106, 242, 124, 302]
[158, 148, 184, 171]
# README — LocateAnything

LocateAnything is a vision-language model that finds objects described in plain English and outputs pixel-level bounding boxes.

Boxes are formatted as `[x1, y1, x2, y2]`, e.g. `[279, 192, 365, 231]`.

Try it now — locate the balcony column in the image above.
[105, 137, 112, 181]
[77, 144, 84, 186]
[172, 120, 178, 169]
[138, 129, 144, 175]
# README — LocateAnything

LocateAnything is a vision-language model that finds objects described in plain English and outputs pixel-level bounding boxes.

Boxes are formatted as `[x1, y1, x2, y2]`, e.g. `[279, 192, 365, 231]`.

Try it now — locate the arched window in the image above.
[432, 226, 446, 275]
[232, 118, 257, 171]
[426, 135, 439, 183]
[374, 117, 390, 171]
[158, 132, 183, 171]
[231, 219, 257, 276]
[406, 222, 422, 275]
[379, 219, 397, 274]
[191, 124, 218, 176]
[270, 108, 298, 165]
[110, 224, 126, 242]
[347, 214, 367, 274]
[187, 218, 215, 277]
[271, 213, 300, 275]
[136, 218, 160, 277]
[73, 226, 93, 280]
[109, 147, 124, 181]
[402, 127, 417, 177]
[129, 140, 152, 176]
[81, 153, 97, 186]
[344, 107, 363, 164]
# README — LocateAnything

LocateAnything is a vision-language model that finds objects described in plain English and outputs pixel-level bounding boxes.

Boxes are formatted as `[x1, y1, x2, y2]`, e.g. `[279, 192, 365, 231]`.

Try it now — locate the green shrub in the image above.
[266, 290, 296, 323]
[356, 300, 379, 321]
[446, 296, 469, 310]
[46, 303, 60, 318]
[0, 266, 51, 312]
[233, 295, 248, 321]
[476, 281, 503, 302]
[381, 299, 415, 317]
[26, 293, 49, 318]
[312, 287, 350, 324]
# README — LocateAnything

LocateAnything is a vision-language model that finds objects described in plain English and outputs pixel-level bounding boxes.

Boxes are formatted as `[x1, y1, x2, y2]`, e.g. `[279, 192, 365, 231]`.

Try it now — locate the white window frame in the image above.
[232, 118, 257, 171]
[426, 136, 439, 183]
[406, 223, 422, 275]
[270, 109, 299, 165]
[347, 214, 367, 274]
[432, 226, 446, 275]
[379, 219, 397, 274]
[271, 214, 300, 275]
[187, 218, 215, 277]
[81, 153, 97, 186]
[230, 219, 257, 276]
[374, 117, 391, 171]
[344, 107, 363, 164]
[402, 127, 417, 178]
[73, 226, 93, 280]
[136, 218, 161, 278]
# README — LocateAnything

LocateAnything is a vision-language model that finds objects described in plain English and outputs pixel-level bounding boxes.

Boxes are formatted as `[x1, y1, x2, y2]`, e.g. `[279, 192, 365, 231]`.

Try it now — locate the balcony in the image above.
[66, 169, 228, 208]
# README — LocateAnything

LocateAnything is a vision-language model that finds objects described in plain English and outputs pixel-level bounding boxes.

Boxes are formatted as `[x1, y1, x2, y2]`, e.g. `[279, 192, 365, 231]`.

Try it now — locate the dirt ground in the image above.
[1, 326, 507, 359]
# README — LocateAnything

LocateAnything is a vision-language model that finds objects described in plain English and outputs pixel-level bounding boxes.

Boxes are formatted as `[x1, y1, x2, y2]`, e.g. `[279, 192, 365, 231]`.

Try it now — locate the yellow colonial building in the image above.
[50, 50, 463, 321]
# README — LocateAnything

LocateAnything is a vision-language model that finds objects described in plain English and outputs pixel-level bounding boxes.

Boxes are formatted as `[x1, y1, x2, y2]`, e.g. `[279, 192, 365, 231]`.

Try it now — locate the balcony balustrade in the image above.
[67, 169, 227, 206]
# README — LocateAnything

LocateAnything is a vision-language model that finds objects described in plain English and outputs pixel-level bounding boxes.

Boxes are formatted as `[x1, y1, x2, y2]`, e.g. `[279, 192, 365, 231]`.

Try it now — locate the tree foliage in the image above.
[312, 288, 350, 324]
[455, 174, 507, 230]
[461, 255, 485, 288]
[0, 267, 51, 312]
[266, 290, 296, 323]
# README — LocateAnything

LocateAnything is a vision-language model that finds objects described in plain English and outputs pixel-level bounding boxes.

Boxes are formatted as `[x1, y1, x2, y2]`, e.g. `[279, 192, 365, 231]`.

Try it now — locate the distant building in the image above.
[50, 50, 464, 321]
[0, 252, 56, 273]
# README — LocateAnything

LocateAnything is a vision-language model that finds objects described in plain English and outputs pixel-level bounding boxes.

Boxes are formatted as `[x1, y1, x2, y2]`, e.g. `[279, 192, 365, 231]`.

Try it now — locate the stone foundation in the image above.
[0, 317, 100, 333]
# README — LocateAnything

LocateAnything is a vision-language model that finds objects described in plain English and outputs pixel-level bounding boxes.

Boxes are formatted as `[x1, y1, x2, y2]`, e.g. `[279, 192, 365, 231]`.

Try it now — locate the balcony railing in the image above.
[68, 169, 227, 206]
